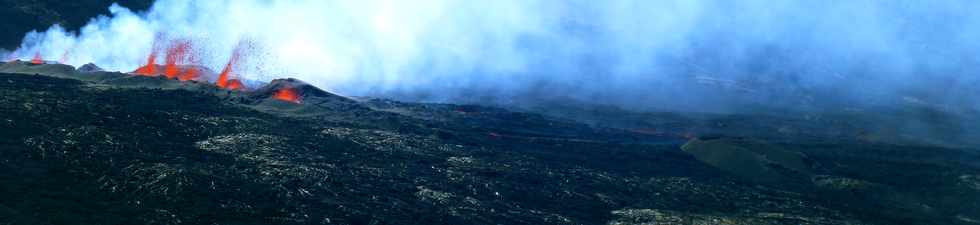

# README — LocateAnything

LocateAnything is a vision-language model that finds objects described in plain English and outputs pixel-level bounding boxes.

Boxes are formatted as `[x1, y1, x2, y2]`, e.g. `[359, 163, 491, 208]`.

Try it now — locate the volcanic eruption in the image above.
[215, 40, 251, 91]
[133, 51, 157, 75]
[273, 86, 301, 103]
[163, 39, 200, 81]
[2, 1, 980, 225]
[30, 52, 42, 65]
[96, 33, 303, 104]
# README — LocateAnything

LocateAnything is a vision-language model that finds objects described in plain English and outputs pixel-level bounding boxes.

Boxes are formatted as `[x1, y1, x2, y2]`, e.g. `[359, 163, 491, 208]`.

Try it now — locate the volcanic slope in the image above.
[1, 61, 979, 225]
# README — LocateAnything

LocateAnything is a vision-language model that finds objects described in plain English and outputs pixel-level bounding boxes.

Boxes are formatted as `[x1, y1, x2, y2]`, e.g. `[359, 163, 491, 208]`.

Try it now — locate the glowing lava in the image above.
[164, 40, 191, 79]
[31, 52, 43, 64]
[216, 60, 245, 90]
[216, 40, 252, 90]
[273, 87, 301, 103]
[134, 52, 158, 76]
[134, 34, 166, 76]
[129, 37, 250, 90]
[177, 67, 200, 81]
[217, 61, 234, 87]
[226, 79, 244, 90]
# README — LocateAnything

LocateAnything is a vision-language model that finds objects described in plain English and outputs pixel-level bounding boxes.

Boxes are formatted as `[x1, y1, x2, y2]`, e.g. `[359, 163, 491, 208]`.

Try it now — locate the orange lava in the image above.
[217, 40, 251, 90]
[135, 34, 166, 76]
[177, 67, 200, 81]
[130, 37, 250, 90]
[164, 40, 191, 79]
[31, 52, 43, 64]
[273, 87, 301, 103]
[226, 79, 244, 90]
[217, 61, 235, 88]
[134, 52, 158, 76]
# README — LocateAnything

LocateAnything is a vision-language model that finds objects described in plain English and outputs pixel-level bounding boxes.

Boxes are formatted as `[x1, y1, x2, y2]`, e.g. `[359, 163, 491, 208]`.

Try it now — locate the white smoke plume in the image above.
[5, 0, 980, 113]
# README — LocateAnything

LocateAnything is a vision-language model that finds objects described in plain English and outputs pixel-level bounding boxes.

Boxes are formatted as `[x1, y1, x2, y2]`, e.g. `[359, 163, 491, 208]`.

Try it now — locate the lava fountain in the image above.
[134, 34, 166, 76]
[164, 40, 191, 79]
[134, 51, 158, 75]
[216, 40, 252, 90]
[31, 52, 43, 64]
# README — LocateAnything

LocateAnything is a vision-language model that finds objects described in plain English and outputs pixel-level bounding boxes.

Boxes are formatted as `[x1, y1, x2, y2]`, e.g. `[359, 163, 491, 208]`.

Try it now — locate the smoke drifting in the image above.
[4, 0, 980, 113]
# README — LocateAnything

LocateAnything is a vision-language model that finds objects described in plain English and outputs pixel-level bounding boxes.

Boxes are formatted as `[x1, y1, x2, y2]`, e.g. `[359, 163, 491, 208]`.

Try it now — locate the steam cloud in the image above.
[4, 0, 980, 113]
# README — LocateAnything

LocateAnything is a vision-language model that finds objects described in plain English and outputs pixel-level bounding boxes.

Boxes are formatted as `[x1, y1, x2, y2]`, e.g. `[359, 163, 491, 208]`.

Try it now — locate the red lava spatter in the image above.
[133, 37, 250, 90]
[162, 39, 204, 81]
[164, 40, 190, 79]
[217, 40, 254, 91]
[273, 86, 301, 103]
[31, 52, 43, 64]
[125, 37, 308, 104]
[134, 51, 158, 76]
[134, 34, 168, 76]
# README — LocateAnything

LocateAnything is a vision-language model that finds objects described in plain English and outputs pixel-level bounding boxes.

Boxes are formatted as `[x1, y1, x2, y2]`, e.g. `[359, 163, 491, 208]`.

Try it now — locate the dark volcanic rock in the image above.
[246, 78, 369, 116]
[77, 62, 104, 72]
[0, 66, 979, 225]
[248, 78, 355, 105]
[252, 78, 347, 100]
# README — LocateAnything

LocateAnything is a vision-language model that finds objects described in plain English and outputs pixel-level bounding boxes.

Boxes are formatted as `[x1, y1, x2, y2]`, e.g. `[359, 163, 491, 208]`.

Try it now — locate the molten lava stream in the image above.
[273, 87, 301, 103]
[31, 52, 43, 64]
